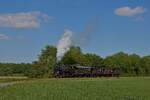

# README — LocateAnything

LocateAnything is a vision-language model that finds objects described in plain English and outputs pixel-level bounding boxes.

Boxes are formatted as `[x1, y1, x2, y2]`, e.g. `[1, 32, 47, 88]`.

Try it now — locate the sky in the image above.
[0, 0, 150, 63]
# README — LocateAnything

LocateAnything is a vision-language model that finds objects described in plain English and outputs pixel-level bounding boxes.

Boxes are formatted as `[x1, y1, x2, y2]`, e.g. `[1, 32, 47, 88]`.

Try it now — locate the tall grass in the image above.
[0, 77, 150, 100]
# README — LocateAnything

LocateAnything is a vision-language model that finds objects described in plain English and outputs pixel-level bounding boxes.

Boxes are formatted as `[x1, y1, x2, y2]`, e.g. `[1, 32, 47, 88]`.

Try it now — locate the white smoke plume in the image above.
[56, 29, 73, 61]
[56, 17, 98, 62]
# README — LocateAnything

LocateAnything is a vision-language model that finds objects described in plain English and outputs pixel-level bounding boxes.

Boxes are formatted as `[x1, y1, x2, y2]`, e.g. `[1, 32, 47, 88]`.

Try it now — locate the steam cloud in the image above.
[56, 17, 98, 62]
[56, 29, 73, 61]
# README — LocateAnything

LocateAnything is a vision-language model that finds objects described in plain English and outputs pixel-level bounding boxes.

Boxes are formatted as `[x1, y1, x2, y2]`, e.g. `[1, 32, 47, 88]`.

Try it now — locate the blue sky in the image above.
[0, 0, 150, 63]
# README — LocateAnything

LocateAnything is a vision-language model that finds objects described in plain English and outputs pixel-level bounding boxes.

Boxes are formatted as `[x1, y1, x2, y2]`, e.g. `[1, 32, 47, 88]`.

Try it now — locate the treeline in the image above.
[0, 45, 150, 78]
[0, 63, 32, 76]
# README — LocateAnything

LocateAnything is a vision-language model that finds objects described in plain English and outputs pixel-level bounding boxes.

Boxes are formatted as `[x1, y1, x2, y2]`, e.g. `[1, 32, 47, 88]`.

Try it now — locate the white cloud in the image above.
[0, 11, 53, 29]
[0, 34, 9, 40]
[115, 6, 146, 17]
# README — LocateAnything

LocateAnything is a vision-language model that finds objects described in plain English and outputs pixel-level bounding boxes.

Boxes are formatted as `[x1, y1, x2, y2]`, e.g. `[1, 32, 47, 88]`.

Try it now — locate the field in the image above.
[0, 77, 150, 100]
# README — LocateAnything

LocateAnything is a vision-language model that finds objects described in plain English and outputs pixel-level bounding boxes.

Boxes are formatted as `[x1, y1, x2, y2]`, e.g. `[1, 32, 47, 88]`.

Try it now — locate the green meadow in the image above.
[0, 77, 150, 100]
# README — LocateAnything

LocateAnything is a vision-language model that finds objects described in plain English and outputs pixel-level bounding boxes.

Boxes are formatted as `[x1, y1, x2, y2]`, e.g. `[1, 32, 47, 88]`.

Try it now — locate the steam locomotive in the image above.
[54, 65, 120, 78]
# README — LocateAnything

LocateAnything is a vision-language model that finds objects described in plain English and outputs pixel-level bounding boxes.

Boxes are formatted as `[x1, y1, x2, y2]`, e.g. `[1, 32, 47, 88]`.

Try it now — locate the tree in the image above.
[60, 46, 82, 65]
[60, 47, 103, 67]
[37, 45, 57, 77]
[128, 54, 141, 75]
[102, 52, 144, 76]
[102, 52, 131, 76]
[82, 53, 103, 67]
[141, 56, 150, 75]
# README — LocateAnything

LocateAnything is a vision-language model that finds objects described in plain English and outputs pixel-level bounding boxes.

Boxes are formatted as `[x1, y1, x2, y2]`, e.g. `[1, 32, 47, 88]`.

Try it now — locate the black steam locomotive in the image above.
[54, 65, 120, 78]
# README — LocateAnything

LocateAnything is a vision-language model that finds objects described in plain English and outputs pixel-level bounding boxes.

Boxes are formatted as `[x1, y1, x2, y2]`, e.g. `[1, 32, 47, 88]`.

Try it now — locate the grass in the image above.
[0, 77, 150, 100]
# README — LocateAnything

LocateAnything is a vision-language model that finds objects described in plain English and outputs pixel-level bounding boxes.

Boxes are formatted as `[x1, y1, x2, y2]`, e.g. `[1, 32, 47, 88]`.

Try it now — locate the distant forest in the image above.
[0, 45, 150, 78]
